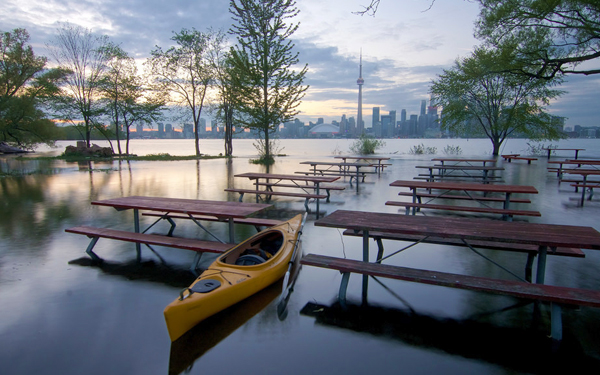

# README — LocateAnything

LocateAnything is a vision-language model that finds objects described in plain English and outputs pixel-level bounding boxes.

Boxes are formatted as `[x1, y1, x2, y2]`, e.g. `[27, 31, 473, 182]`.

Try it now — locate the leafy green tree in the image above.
[228, 0, 308, 164]
[147, 28, 224, 157]
[206, 34, 237, 157]
[100, 45, 164, 155]
[476, 0, 600, 79]
[0, 28, 67, 149]
[430, 46, 565, 155]
[47, 23, 114, 148]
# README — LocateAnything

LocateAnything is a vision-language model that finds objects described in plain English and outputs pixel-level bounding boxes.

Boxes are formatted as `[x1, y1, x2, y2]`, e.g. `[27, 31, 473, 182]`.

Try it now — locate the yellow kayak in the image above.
[164, 214, 305, 342]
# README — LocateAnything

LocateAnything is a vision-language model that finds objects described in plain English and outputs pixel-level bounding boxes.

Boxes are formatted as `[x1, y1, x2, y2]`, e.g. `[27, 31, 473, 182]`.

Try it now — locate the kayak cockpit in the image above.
[220, 230, 285, 265]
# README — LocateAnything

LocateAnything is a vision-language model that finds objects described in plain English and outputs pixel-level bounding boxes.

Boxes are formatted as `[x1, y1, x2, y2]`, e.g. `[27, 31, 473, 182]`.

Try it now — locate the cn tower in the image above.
[356, 50, 364, 135]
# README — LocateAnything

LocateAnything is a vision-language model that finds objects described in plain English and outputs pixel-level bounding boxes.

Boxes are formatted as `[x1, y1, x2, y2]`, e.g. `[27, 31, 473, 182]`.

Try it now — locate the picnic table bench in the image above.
[300, 253, 600, 342]
[385, 201, 541, 219]
[501, 154, 538, 164]
[396, 191, 531, 204]
[65, 226, 234, 270]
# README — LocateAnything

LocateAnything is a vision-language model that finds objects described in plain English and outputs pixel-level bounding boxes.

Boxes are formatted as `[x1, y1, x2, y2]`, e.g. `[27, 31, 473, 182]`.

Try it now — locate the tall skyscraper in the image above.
[372, 106, 380, 128]
[357, 50, 364, 135]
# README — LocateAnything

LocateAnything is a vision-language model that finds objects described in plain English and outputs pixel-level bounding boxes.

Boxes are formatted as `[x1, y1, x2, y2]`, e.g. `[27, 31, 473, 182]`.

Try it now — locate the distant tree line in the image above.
[1, 0, 307, 162]
[358, 0, 598, 155]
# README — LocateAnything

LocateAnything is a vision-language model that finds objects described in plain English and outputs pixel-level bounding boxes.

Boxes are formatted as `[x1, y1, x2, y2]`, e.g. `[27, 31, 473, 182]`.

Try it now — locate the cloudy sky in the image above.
[2, 0, 598, 128]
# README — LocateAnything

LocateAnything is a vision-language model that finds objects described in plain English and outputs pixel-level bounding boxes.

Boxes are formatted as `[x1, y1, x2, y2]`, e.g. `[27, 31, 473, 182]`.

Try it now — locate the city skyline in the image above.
[2, 1, 599, 128]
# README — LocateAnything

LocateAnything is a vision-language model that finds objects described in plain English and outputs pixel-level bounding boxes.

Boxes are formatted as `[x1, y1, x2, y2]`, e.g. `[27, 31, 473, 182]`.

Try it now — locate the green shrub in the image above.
[443, 145, 462, 155]
[408, 143, 437, 155]
[526, 142, 555, 156]
[349, 134, 385, 155]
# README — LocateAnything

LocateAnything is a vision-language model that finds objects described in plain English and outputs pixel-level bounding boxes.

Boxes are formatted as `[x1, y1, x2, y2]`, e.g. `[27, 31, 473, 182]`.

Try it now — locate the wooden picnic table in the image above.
[314, 209, 600, 285]
[92, 196, 272, 252]
[548, 159, 600, 177]
[388, 180, 539, 220]
[299, 161, 375, 191]
[560, 169, 600, 206]
[310, 209, 600, 342]
[334, 156, 390, 173]
[542, 147, 585, 160]
[228, 172, 341, 218]
[414, 164, 504, 183]
[431, 158, 496, 166]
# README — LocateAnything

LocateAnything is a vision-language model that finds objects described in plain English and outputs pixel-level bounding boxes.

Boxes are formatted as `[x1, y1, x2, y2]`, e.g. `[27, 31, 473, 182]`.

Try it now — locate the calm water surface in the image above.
[1, 138, 600, 375]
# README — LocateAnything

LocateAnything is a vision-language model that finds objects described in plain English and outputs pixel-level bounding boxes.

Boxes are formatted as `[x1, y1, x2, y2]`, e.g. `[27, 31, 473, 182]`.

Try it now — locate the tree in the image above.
[147, 28, 224, 157]
[0, 28, 67, 149]
[228, 0, 308, 164]
[430, 46, 565, 155]
[47, 23, 113, 148]
[476, 0, 600, 79]
[212, 51, 237, 157]
[99, 45, 164, 155]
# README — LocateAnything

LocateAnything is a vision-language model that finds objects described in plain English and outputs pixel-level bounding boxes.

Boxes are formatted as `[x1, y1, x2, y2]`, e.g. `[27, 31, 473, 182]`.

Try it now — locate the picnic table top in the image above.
[300, 161, 374, 167]
[542, 148, 586, 151]
[314, 210, 600, 250]
[234, 172, 340, 183]
[431, 158, 496, 163]
[561, 169, 600, 176]
[92, 196, 272, 219]
[416, 165, 505, 171]
[334, 156, 390, 161]
[549, 160, 600, 166]
[390, 180, 538, 194]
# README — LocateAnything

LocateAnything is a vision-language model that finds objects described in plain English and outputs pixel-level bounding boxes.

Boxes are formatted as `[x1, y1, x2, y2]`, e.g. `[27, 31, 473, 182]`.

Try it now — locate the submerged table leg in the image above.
[362, 230, 369, 303]
[228, 218, 235, 243]
[134, 209, 141, 262]
[536, 245, 548, 284]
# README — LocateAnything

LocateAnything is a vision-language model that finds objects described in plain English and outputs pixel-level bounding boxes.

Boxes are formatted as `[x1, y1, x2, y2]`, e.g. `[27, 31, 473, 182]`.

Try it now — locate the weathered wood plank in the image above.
[301, 254, 600, 308]
[314, 210, 600, 250]
[385, 201, 541, 217]
[396, 192, 531, 203]
[342, 229, 585, 258]
[65, 226, 234, 253]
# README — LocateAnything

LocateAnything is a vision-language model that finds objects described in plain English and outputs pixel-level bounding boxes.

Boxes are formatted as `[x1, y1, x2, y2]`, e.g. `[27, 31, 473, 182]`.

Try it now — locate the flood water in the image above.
[1, 138, 600, 375]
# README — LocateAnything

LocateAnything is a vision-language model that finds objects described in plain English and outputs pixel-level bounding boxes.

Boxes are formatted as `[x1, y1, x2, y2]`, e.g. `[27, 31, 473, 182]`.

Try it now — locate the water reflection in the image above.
[0, 174, 76, 249]
[168, 281, 282, 375]
[2, 139, 600, 375]
[301, 300, 599, 374]
[67, 257, 197, 288]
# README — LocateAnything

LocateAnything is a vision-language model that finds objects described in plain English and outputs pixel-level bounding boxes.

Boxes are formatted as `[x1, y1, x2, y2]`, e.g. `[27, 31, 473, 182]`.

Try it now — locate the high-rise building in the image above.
[357, 51, 364, 135]
[372, 107, 380, 129]
[389, 110, 397, 136]
[420, 100, 427, 116]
